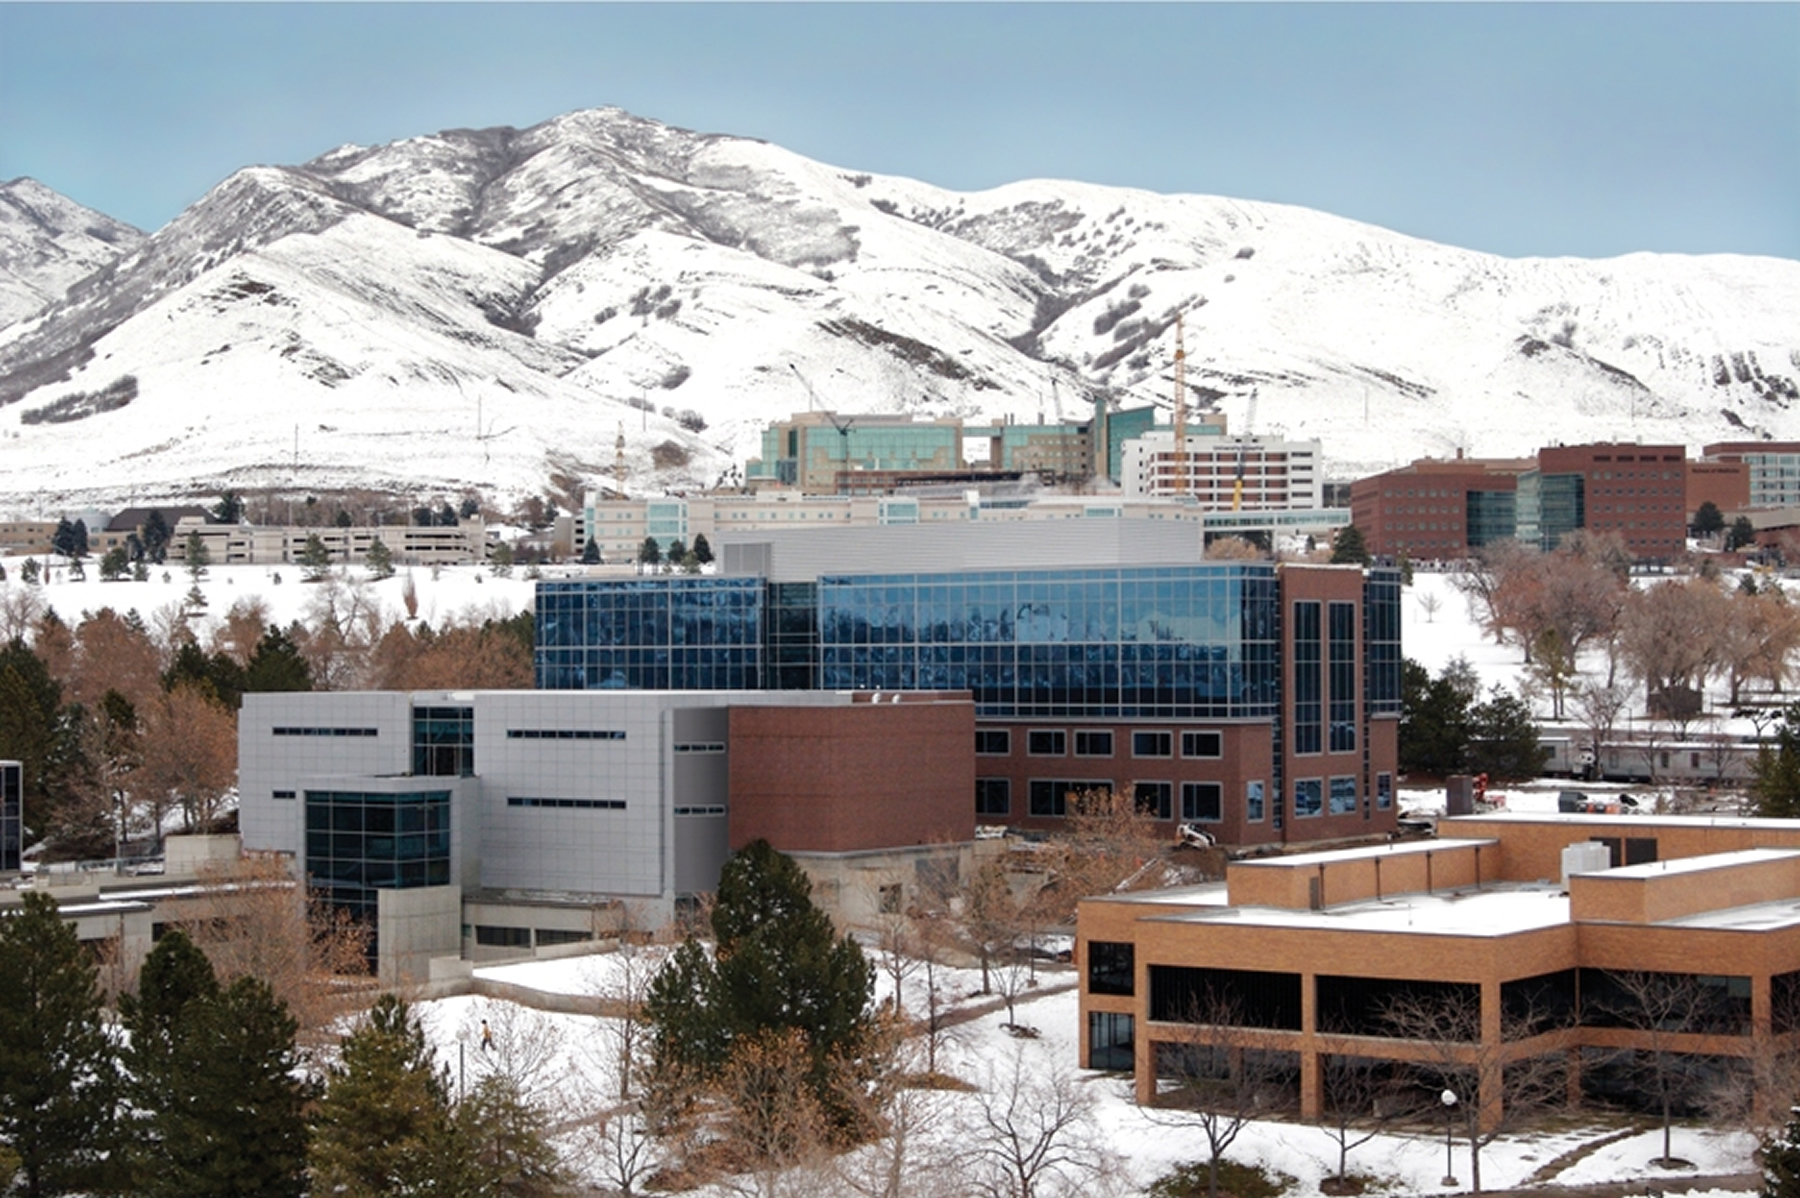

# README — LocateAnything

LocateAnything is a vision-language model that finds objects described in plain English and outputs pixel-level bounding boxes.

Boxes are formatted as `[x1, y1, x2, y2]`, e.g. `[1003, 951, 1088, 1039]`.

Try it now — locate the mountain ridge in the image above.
[1, 106, 1795, 513]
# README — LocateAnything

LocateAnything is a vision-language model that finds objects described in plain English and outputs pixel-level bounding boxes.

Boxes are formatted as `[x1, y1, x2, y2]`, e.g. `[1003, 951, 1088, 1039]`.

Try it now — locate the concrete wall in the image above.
[378, 885, 461, 987]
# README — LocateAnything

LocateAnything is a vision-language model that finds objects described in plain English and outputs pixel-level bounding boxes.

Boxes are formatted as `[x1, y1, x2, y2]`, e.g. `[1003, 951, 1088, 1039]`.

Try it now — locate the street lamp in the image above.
[1441, 1088, 1459, 1188]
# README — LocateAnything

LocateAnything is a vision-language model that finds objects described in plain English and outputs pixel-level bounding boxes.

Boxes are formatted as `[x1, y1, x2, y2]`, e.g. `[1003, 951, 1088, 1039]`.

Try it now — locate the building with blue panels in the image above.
[538, 521, 1401, 847]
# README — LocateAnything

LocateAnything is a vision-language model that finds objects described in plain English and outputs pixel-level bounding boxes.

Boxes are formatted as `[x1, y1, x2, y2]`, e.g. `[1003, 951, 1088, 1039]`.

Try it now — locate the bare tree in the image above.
[865, 879, 921, 1019]
[1417, 590, 1443, 624]
[297, 573, 383, 689]
[1144, 991, 1291, 1198]
[135, 682, 237, 837]
[461, 999, 571, 1107]
[1619, 578, 1732, 720]
[1595, 970, 1743, 1166]
[1318, 1054, 1401, 1187]
[0, 580, 46, 644]
[587, 929, 670, 1102]
[910, 913, 958, 1077]
[1573, 679, 1631, 780]
[1378, 985, 1569, 1196]
[958, 1044, 1115, 1198]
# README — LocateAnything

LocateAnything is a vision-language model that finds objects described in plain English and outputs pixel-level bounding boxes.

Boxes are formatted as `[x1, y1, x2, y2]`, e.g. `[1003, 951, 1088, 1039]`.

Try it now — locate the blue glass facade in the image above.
[537, 577, 766, 691]
[305, 787, 452, 962]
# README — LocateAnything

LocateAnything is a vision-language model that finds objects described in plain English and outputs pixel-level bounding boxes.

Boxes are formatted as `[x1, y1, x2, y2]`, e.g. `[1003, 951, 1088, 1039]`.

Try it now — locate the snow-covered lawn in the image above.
[414, 949, 1761, 1197]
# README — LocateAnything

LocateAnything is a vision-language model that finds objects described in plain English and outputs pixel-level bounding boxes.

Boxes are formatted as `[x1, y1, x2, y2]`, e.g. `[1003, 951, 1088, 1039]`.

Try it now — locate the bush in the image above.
[1150, 1160, 1293, 1198]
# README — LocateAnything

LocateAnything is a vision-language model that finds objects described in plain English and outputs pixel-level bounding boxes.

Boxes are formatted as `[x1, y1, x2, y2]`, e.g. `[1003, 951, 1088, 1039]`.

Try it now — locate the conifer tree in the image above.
[310, 994, 453, 1197]
[298, 534, 333, 582]
[143, 509, 172, 564]
[1766, 1104, 1800, 1198]
[691, 533, 712, 565]
[1330, 524, 1371, 565]
[244, 625, 313, 694]
[365, 537, 394, 579]
[0, 891, 119, 1198]
[580, 537, 602, 565]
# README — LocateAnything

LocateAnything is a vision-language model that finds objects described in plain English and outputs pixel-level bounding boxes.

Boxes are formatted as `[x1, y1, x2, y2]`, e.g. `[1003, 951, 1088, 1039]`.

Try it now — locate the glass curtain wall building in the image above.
[540, 565, 1289, 721]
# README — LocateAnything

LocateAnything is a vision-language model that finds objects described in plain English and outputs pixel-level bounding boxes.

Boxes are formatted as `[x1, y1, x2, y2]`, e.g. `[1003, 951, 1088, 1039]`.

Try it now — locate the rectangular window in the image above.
[1294, 778, 1323, 818]
[975, 778, 1011, 817]
[1329, 602, 1357, 752]
[272, 789, 296, 800]
[1246, 780, 1265, 822]
[1181, 731, 1222, 758]
[1376, 772, 1393, 810]
[1293, 601, 1322, 754]
[1182, 782, 1223, 822]
[1087, 940, 1135, 995]
[1087, 1011, 1135, 1072]
[1027, 729, 1067, 756]
[672, 742, 725, 755]
[1074, 730, 1114, 757]
[412, 706, 474, 777]
[535, 928, 592, 947]
[506, 729, 627, 741]
[475, 925, 531, 948]
[1132, 730, 1173, 758]
[1029, 779, 1104, 817]
[273, 726, 378, 738]
[975, 729, 1011, 755]
[506, 797, 626, 810]
[1134, 781, 1173, 820]
[673, 805, 728, 816]
[1329, 776, 1357, 816]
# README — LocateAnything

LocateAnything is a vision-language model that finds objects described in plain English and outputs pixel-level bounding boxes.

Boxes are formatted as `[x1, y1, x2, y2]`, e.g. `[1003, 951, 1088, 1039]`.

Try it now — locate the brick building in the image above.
[1078, 812, 1800, 1128]
[1348, 455, 1532, 559]
[1517, 444, 1687, 558]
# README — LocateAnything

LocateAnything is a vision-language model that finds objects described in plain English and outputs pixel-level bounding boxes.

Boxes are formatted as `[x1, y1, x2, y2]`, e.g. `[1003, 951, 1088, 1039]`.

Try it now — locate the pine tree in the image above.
[143, 509, 173, 564]
[1766, 1104, 1800, 1198]
[309, 995, 452, 1197]
[100, 546, 131, 581]
[451, 1075, 569, 1198]
[211, 491, 245, 525]
[638, 536, 662, 569]
[1730, 515, 1759, 552]
[185, 530, 211, 579]
[298, 534, 332, 582]
[124, 934, 311, 1198]
[0, 891, 119, 1198]
[1754, 703, 1800, 818]
[1466, 685, 1551, 782]
[365, 537, 394, 579]
[691, 533, 713, 565]
[1330, 524, 1371, 565]
[1693, 500, 1726, 538]
[580, 537, 602, 565]
[244, 625, 313, 694]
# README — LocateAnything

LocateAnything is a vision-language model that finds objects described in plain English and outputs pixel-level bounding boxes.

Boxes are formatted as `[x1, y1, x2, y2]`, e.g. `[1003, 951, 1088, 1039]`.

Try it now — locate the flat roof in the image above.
[1595, 847, 1800, 880]
[1145, 881, 1571, 937]
[1232, 837, 1498, 871]
[1444, 811, 1800, 834]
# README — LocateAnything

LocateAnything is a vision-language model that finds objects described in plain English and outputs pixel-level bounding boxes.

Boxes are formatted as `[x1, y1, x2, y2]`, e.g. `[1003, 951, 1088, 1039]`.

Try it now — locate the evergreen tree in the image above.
[50, 519, 76, 559]
[0, 891, 119, 1198]
[450, 1075, 569, 1198]
[491, 541, 515, 577]
[309, 995, 452, 1197]
[580, 537, 602, 565]
[244, 625, 313, 694]
[691, 533, 712, 565]
[162, 641, 247, 710]
[645, 841, 875, 1122]
[1729, 515, 1758, 552]
[1466, 686, 1551, 783]
[365, 537, 394, 579]
[69, 519, 87, 559]
[667, 538, 687, 566]
[1398, 656, 1476, 777]
[143, 509, 173, 564]
[1766, 1103, 1800, 1198]
[185, 530, 211, 579]
[638, 536, 662, 569]
[1330, 524, 1371, 565]
[211, 491, 245, 525]
[298, 534, 333, 582]
[1692, 500, 1726, 538]
[0, 640, 66, 840]
[99, 546, 131, 581]
[1754, 703, 1800, 818]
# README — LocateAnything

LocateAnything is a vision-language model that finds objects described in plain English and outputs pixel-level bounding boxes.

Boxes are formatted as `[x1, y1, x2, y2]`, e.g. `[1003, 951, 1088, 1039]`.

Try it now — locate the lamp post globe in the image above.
[1441, 1090, 1459, 1187]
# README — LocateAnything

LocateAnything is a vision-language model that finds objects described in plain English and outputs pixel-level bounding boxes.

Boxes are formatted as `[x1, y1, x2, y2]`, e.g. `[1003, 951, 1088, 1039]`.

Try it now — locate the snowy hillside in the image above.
[0, 178, 143, 329]
[1, 107, 1796, 513]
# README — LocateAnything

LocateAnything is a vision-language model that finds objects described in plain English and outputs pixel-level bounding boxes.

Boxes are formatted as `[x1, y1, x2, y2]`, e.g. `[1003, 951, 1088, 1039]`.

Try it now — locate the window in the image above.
[1246, 780, 1265, 822]
[273, 726, 377, 738]
[1293, 778, 1323, 818]
[1329, 776, 1357, 815]
[1029, 779, 1103, 817]
[1293, 601, 1322, 754]
[1088, 1012, 1135, 1071]
[672, 742, 725, 754]
[1027, 729, 1066, 756]
[1182, 782, 1223, 822]
[976, 778, 1011, 817]
[975, 728, 1010, 755]
[272, 789, 296, 800]
[412, 706, 473, 777]
[1132, 730, 1173, 758]
[1376, 772, 1393, 810]
[1329, 602, 1357, 752]
[1074, 730, 1114, 757]
[507, 729, 626, 740]
[1088, 940, 1135, 995]
[673, 805, 727, 816]
[475, 925, 531, 948]
[1181, 731, 1222, 758]
[536, 928, 592, 947]
[1134, 781, 1173, 820]
[506, 797, 626, 810]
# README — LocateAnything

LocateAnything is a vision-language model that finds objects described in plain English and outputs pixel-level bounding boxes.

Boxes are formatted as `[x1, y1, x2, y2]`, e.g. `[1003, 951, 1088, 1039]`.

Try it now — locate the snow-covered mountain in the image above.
[0, 178, 143, 330]
[1, 107, 1796, 513]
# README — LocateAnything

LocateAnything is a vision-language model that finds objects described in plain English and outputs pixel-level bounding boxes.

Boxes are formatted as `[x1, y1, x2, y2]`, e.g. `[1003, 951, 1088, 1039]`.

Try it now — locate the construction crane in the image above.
[1231, 387, 1259, 511]
[1172, 313, 1189, 497]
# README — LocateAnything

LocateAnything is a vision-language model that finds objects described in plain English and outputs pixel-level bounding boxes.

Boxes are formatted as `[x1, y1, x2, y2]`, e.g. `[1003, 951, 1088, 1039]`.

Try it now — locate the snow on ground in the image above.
[420, 949, 1762, 1196]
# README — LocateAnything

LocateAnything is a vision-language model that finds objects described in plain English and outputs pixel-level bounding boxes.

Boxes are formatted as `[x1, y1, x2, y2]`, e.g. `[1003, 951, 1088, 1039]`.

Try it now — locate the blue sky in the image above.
[1, 3, 1795, 260]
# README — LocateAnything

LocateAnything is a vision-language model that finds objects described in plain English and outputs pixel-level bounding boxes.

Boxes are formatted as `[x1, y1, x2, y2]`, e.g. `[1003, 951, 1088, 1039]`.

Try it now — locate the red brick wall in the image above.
[727, 699, 976, 852]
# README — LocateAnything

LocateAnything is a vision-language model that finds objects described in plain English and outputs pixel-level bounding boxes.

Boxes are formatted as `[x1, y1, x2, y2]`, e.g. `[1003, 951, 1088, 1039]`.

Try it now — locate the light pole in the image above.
[1441, 1088, 1459, 1188]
